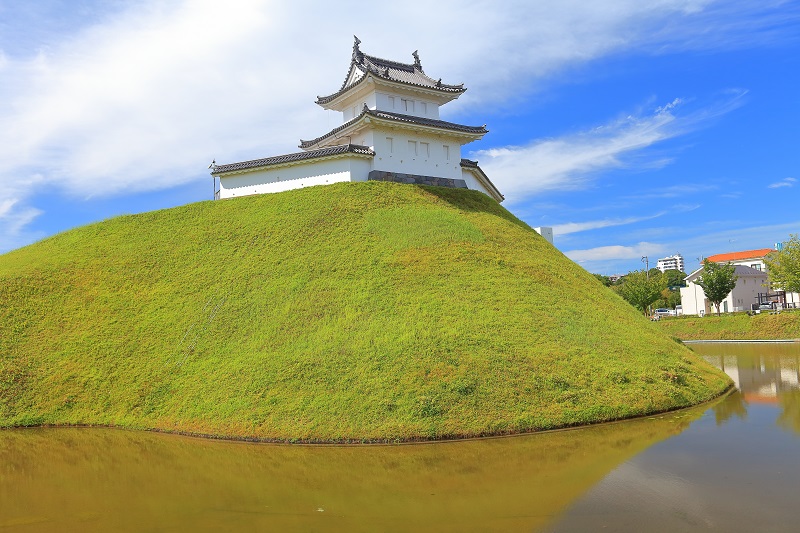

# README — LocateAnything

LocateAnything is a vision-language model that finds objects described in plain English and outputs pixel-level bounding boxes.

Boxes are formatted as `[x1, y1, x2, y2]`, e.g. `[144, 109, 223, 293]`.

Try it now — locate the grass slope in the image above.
[657, 311, 800, 341]
[0, 182, 729, 441]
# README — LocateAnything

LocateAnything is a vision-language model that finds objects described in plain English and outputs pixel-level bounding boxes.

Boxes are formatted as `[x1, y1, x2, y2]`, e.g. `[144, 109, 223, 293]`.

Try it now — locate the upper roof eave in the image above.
[316, 70, 466, 108]
[299, 108, 487, 150]
[316, 39, 466, 108]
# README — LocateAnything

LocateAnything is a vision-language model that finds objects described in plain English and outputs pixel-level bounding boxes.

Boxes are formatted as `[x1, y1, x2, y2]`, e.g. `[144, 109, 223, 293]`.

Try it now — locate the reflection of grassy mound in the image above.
[1, 406, 709, 531]
[0, 182, 729, 441]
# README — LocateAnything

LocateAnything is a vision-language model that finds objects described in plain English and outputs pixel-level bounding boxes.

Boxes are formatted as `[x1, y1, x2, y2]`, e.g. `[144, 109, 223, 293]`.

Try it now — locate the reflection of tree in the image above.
[777, 390, 800, 434]
[712, 390, 748, 425]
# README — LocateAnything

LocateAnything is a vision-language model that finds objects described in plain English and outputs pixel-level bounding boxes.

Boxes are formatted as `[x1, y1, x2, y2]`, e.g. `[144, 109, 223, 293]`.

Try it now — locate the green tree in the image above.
[614, 269, 665, 315]
[653, 287, 682, 310]
[764, 234, 800, 295]
[662, 269, 687, 289]
[695, 260, 738, 316]
[653, 269, 686, 310]
[592, 273, 612, 287]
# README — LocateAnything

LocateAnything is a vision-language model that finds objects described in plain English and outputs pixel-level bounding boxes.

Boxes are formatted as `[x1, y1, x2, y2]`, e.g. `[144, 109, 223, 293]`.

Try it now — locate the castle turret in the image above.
[211, 38, 502, 202]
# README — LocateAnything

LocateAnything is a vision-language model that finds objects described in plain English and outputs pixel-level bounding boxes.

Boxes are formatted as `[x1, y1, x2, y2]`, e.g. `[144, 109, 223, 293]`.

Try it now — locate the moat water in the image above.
[1, 342, 798, 532]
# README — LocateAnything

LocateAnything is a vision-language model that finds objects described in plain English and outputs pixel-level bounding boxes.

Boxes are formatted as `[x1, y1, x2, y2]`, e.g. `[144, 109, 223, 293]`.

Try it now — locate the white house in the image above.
[210, 37, 503, 203]
[703, 248, 798, 308]
[680, 265, 769, 316]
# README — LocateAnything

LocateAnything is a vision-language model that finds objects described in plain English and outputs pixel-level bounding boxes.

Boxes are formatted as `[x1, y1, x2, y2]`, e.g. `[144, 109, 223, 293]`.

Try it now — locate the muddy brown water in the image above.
[1, 342, 798, 532]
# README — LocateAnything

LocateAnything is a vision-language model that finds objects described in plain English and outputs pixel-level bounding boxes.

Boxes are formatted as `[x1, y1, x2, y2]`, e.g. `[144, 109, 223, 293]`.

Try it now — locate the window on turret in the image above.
[421, 102, 428, 115]
[402, 99, 414, 113]
[388, 96, 395, 109]
[420, 142, 429, 158]
[408, 140, 417, 156]
[386, 137, 393, 153]
[443, 145, 450, 160]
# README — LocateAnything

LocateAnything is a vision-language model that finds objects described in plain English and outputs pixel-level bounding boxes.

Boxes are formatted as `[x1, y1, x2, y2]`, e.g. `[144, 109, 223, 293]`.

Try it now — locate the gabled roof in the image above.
[460, 159, 504, 203]
[299, 106, 487, 150]
[211, 144, 374, 175]
[705, 248, 774, 263]
[685, 264, 767, 283]
[316, 37, 465, 106]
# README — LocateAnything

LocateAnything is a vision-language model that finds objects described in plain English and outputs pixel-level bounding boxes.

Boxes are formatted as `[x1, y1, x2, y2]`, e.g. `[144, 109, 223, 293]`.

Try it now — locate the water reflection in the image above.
[699, 342, 800, 434]
[3, 344, 798, 532]
[0, 407, 707, 532]
[551, 342, 800, 532]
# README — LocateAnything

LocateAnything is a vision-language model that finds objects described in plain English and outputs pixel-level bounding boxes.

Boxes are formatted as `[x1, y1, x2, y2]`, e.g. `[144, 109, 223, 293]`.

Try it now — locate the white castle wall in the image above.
[218, 157, 373, 198]
[372, 128, 462, 180]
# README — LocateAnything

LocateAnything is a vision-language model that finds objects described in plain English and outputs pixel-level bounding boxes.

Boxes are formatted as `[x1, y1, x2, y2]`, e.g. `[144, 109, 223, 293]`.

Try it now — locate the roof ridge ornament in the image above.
[412, 50, 422, 70]
[352, 35, 363, 62]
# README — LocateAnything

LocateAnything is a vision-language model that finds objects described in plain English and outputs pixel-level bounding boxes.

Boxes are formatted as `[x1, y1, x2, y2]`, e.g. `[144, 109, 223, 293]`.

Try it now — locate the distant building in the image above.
[680, 265, 768, 315]
[210, 37, 503, 203]
[533, 227, 554, 245]
[680, 247, 799, 314]
[656, 254, 685, 273]
[704, 247, 798, 308]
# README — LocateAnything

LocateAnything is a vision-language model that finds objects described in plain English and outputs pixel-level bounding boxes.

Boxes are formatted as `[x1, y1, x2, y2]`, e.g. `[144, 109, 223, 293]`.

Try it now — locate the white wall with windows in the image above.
[342, 92, 378, 121]
[374, 92, 440, 119]
[680, 266, 769, 315]
[372, 129, 462, 179]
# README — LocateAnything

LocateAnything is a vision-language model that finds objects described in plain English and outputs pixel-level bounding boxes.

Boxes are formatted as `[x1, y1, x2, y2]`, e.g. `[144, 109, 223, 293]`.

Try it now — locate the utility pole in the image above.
[642, 256, 649, 279]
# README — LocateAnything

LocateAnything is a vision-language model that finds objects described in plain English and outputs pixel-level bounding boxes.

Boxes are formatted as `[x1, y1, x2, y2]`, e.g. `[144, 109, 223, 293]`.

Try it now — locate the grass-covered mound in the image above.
[0, 182, 729, 441]
[657, 311, 800, 341]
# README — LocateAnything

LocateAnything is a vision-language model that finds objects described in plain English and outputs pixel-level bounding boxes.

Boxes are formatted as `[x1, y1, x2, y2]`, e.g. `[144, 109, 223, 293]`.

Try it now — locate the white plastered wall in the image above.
[374, 92, 440, 119]
[372, 128, 463, 179]
[218, 157, 374, 198]
[342, 92, 378, 121]
[680, 273, 769, 315]
[460, 168, 494, 198]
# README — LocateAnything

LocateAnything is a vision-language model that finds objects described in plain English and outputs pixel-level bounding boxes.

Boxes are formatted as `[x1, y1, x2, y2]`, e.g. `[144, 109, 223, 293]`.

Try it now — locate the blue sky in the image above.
[1, 0, 798, 274]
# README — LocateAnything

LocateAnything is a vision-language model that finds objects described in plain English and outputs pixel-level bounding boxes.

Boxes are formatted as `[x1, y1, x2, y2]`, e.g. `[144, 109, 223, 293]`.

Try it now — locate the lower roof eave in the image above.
[461, 162, 503, 203]
[211, 144, 375, 177]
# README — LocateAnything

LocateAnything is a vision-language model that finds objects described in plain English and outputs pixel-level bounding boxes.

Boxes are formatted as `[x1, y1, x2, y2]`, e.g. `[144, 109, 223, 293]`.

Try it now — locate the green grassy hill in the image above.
[657, 311, 800, 340]
[0, 182, 729, 442]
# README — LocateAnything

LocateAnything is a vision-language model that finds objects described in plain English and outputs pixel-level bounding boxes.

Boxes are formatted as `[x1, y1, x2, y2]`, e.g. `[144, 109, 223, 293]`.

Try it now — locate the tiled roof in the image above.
[316, 37, 465, 105]
[706, 248, 774, 263]
[686, 264, 767, 282]
[211, 144, 374, 174]
[299, 107, 487, 149]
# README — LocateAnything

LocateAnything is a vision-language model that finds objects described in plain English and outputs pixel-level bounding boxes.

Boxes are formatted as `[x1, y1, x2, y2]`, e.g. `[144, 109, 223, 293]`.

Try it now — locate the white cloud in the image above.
[472, 108, 679, 202]
[552, 212, 667, 236]
[0, 197, 44, 252]
[473, 91, 745, 204]
[767, 177, 796, 188]
[0, 1, 793, 251]
[625, 184, 719, 199]
[566, 242, 667, 262]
